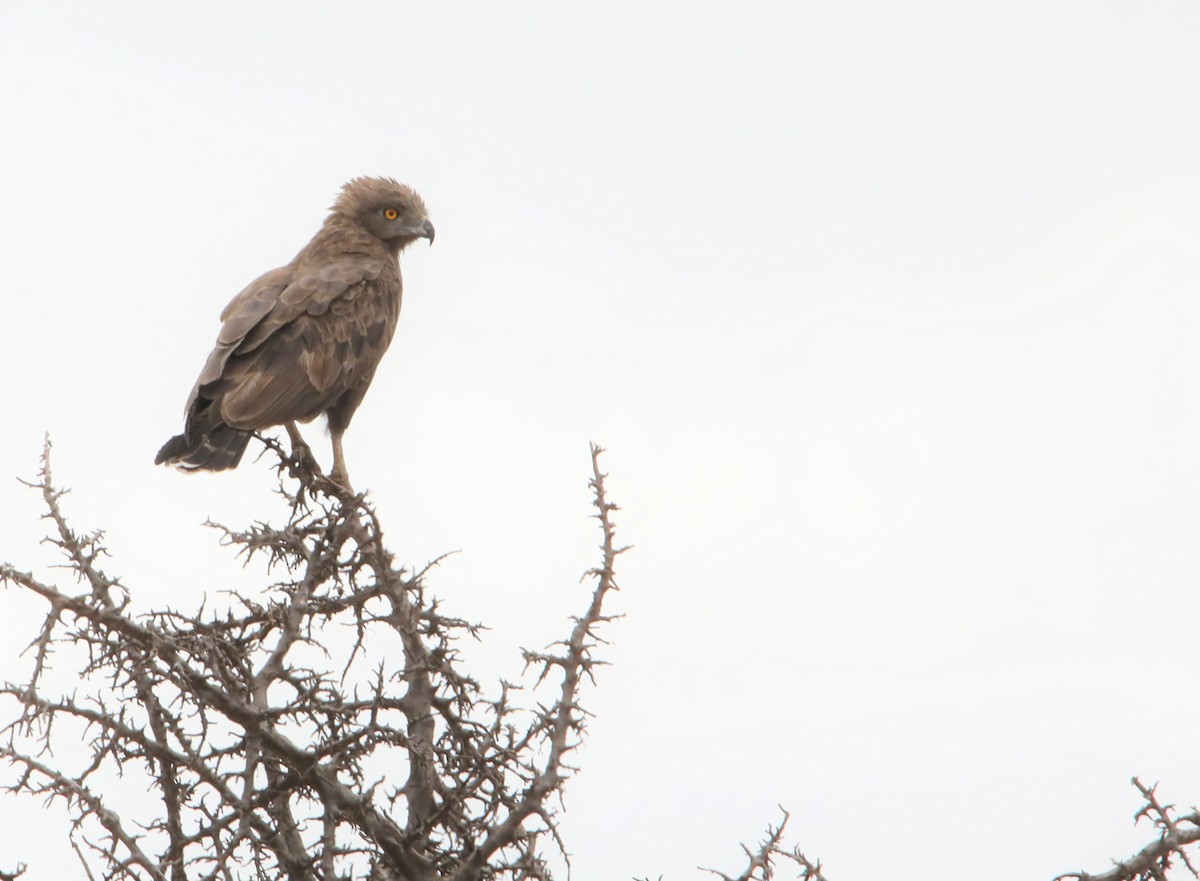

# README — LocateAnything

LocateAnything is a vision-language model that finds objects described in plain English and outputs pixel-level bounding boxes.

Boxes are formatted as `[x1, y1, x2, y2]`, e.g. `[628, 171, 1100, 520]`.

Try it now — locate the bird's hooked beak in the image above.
[418, 218, 435, 245]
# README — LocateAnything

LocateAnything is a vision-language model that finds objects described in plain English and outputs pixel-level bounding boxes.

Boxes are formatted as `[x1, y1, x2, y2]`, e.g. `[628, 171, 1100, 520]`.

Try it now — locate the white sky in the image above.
[1, 2, 1199, 879]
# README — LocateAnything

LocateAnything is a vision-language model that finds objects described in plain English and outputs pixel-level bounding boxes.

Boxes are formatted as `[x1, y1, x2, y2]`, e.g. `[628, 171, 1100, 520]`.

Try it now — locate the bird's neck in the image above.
[301, 216, 397, 263]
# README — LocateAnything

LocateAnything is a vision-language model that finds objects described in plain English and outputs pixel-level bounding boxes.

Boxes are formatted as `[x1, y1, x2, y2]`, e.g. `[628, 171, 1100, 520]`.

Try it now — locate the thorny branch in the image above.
[699, 809, 828, 881]
[1056, 778, 1200, 881]
[0, 437, 626, 881]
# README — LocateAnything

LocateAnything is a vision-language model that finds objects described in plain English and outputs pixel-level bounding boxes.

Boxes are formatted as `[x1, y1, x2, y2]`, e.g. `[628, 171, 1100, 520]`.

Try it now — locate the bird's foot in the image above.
[287, 440, 322, 486]
[328, 467, 355, 496]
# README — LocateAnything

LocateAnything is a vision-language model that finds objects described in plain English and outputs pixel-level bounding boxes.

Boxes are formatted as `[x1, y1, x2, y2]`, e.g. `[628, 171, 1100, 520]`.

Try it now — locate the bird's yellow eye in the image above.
[384, 208, 399, 220]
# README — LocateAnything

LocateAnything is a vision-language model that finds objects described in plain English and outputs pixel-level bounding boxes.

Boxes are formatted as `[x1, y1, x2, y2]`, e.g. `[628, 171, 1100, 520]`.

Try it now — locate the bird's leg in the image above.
[324, 429, 370, 547]
[285, 421, 309, 458]
[329, 429, 354, 494]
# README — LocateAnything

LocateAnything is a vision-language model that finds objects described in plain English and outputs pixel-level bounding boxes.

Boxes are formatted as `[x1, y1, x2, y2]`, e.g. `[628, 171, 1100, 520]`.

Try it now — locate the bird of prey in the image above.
[155, 176, 434, 490]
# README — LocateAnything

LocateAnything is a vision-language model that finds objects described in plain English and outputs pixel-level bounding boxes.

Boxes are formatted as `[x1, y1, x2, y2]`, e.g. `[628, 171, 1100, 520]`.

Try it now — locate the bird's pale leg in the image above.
[285, 422, 305, 450]
[326, 428, 368, 547]
[329, 429, 354, 493]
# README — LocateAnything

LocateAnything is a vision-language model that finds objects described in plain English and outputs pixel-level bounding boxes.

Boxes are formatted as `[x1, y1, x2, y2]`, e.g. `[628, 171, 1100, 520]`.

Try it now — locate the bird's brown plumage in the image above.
[156, 177, 434, 488]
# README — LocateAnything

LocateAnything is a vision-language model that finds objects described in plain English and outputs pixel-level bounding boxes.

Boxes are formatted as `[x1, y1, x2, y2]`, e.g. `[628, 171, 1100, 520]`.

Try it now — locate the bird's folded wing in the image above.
[191, 257, 385, 397]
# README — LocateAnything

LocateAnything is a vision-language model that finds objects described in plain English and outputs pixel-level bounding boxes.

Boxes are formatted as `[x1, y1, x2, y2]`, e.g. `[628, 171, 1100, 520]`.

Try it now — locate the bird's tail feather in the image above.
[155, 425, 252, 472]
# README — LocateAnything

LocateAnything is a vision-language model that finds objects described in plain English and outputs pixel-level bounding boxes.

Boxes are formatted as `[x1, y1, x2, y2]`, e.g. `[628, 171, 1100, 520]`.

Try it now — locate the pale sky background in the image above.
[2, 2, 1199, 879]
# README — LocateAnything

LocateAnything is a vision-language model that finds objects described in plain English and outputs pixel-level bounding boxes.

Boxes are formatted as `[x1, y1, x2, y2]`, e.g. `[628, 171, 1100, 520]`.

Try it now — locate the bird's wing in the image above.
[190, 257, 388, 429]
[188, 266, 292, 395]
[192, 258, 385, 392]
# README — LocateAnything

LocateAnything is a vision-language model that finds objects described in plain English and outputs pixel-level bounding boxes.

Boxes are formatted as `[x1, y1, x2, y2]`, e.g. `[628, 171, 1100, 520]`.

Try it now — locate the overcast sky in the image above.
[2, 2, 1199, 879]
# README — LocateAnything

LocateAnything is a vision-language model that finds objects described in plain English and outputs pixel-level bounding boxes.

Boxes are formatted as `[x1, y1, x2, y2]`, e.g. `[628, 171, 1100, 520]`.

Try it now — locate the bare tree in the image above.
[1, 438, 1196, 880]
[0, 439, 626, 880]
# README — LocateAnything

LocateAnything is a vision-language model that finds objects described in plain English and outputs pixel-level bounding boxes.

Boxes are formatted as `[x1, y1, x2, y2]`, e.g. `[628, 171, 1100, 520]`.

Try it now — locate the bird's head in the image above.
[333, 176, 435, 250]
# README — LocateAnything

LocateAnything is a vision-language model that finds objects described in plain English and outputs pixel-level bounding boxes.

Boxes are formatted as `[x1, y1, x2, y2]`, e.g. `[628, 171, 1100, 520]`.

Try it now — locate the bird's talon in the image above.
[286, 444, 320, 481]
